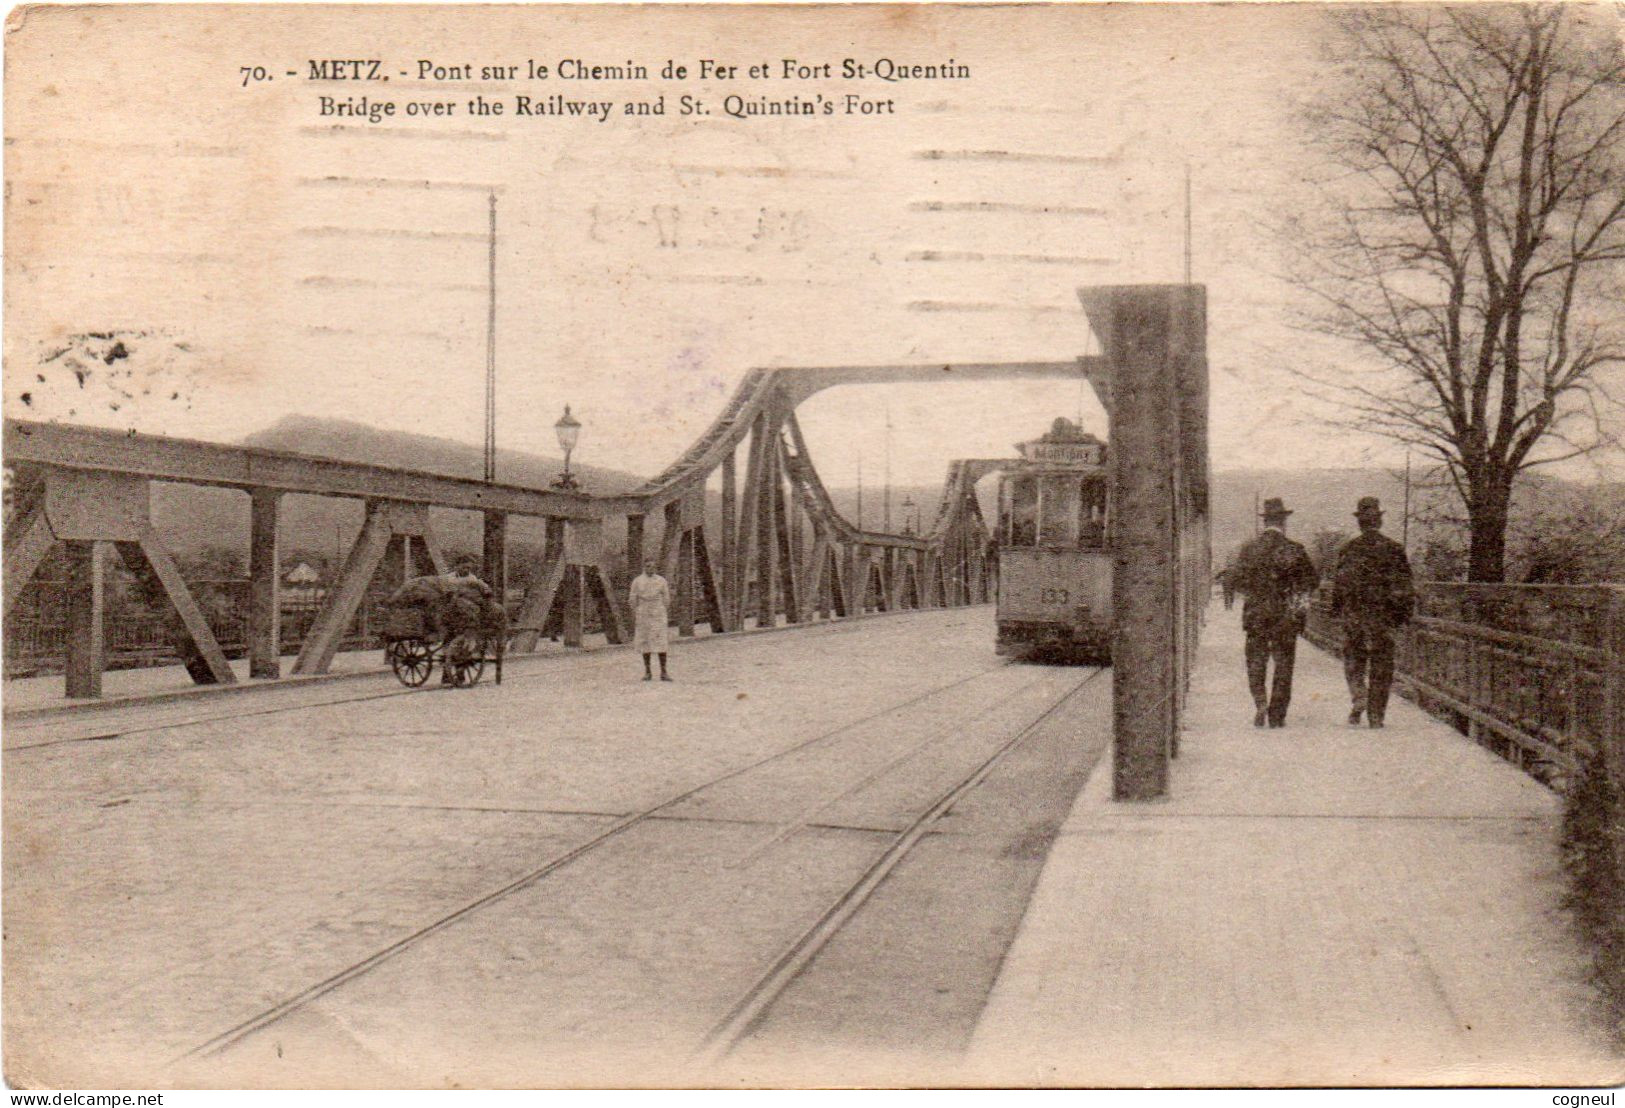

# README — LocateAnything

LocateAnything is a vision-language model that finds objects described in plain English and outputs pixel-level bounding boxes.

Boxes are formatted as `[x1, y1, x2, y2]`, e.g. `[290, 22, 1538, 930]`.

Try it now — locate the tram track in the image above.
[178, 653, 1026, 1062]
[5, 684, 447, 753]
[693, 664, 1106, 1065]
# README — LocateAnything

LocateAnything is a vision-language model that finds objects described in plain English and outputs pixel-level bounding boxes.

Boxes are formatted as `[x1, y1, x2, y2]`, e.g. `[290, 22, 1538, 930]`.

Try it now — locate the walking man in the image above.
[629, 567, 672, 682]
[1329, 497, 1414, 728]
[1232, 498, 1318, 728]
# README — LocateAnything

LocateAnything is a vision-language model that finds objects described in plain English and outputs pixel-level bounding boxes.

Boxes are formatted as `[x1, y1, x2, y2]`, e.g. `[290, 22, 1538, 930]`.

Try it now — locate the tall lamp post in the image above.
[553, 406, 582, 490]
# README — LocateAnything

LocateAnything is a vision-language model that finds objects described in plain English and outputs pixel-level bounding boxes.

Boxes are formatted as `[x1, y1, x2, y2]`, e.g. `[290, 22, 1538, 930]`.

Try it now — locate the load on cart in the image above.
[382, 558, 507, 687]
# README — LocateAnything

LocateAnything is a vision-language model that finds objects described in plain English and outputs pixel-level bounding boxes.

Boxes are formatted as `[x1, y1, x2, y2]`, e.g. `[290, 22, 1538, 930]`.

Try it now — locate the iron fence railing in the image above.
[5, 576, 596, 678]
[1413, 583, 1619, 652]
[6, 557, 969, 679]
[1305, 582, 1623, 794]
[4, 580, 381, 677]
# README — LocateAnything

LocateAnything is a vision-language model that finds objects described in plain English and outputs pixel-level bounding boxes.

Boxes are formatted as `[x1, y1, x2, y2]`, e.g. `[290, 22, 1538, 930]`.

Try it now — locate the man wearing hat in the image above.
[1232, 498, 1319, 728]
[1329, 498, 1415, 728]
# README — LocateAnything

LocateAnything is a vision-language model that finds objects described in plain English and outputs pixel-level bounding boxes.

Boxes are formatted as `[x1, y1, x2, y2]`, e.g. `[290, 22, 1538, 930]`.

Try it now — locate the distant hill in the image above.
[150, 416, 651, 566]
[1209, 468, 1623, 580]
[1210, 468, 1411, 567]
[141, 415, 1613, 583]
[827, 468, 1417, 563]
[240, 416, 649, 495]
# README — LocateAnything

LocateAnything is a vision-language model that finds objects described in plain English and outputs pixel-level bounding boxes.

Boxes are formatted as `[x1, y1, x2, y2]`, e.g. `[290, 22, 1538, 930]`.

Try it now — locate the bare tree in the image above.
[1286, 5, 1625, 581]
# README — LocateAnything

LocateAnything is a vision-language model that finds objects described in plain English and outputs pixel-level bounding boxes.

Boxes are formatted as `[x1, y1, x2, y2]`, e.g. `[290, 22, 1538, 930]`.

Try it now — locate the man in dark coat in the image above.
[1329, 497, 1414, 728]
[1232, 498, 1319, 728]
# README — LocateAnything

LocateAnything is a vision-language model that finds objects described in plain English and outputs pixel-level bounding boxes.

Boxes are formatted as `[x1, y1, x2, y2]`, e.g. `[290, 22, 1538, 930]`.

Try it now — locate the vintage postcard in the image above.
[4, 1, 1623, 1093]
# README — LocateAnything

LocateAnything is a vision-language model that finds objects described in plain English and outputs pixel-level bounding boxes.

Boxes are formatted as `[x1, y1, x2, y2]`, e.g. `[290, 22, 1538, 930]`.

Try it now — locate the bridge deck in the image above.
[6, 607, 1620, 1087]
[968, 608, 1623, 1086]
[3, 608, 1111, 1087]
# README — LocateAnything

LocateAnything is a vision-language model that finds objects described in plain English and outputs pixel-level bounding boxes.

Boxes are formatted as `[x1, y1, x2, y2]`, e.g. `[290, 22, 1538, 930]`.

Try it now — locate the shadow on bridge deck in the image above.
[968, 606, 1624, 1086]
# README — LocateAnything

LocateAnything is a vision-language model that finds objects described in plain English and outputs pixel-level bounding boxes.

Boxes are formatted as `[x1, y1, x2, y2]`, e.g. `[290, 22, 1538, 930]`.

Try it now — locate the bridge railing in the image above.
[5, 579, 381, 677]
[5, 390, 1007, 699]
[3, 555, 914, 680]
[1305, 583, 1624, 793]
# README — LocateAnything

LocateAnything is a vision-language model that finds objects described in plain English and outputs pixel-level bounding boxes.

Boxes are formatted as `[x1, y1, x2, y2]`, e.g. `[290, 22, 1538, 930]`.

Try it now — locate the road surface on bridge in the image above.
[3, 608, 1110, 1088]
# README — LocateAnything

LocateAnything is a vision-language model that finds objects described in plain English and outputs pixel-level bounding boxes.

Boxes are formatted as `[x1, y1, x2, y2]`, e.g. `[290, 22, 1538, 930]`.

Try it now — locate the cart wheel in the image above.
[445, 635, 489, 687]
[449, 653, 485, 687]
[389, 638, 434, 687]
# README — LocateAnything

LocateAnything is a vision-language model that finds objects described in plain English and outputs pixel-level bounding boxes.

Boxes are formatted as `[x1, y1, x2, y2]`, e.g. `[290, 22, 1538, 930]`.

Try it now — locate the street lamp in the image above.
[900, 494, 917, 536]
[553, 405, 582, 490]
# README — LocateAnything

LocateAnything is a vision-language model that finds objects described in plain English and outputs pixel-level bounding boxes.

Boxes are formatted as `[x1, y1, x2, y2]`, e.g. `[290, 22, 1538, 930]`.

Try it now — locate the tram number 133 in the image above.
[1040, 587, 1070, 606]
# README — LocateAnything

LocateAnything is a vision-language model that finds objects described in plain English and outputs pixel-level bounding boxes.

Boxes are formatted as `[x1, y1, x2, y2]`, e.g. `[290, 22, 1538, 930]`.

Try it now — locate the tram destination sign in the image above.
[1018, 439, 1105, 465]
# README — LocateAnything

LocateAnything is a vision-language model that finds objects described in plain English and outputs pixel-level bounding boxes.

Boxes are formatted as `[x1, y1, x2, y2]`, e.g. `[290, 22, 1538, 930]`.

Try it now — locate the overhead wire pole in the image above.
[884, 404, 893, 533]
[484, 190, 498, 484]
[481, 188, 507, 620]
[856, 451, 864, 531]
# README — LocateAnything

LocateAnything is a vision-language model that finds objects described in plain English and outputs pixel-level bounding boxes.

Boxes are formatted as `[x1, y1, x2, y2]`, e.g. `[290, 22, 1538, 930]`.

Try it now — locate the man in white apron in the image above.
[629, 569, 672, 681]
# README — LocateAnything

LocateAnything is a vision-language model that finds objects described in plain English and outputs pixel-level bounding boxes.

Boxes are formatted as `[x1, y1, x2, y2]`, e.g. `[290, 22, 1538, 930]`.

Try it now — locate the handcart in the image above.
[381, 606, 505, 688]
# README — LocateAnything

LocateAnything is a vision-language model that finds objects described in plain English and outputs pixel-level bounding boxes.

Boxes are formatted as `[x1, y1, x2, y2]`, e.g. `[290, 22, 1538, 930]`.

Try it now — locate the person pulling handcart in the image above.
[383, 557, 507, 687]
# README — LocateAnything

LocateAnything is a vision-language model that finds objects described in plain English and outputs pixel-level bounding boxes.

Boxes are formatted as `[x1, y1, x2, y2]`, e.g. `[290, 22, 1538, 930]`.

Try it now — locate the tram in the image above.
[994, 418, 1112, 663]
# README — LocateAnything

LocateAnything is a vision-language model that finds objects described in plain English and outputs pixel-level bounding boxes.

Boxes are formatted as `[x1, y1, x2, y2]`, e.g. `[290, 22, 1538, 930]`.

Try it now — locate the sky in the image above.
[5, 4, 1621, 490]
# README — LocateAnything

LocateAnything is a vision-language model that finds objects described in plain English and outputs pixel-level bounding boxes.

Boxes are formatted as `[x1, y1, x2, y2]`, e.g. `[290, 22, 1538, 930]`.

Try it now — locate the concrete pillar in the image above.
[248, 489, 281, 679]
[63, 540, 105, 699]
[1080, 284, 1206, 802]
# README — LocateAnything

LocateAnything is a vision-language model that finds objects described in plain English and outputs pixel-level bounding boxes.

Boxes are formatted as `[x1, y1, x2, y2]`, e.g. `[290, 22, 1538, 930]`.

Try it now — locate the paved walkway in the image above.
[968, 609, 1624, 1087]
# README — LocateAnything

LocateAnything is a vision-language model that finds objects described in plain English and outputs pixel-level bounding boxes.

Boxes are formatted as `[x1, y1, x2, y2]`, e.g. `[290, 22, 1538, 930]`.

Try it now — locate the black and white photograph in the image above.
[2, 1, 1623, 1092]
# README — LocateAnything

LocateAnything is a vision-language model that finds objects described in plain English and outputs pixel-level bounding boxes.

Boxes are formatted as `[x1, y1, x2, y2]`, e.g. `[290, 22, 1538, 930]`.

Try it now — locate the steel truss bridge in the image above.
[4, 285, 1209, 799]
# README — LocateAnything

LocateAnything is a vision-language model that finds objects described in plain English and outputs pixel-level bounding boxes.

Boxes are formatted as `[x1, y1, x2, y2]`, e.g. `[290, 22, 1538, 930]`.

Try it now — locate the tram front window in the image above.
[1080, 477, 1107, 547]
[1039, 475, 1080, 547]
[1006, 477, 1037, 547]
